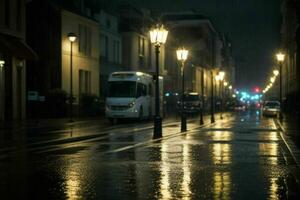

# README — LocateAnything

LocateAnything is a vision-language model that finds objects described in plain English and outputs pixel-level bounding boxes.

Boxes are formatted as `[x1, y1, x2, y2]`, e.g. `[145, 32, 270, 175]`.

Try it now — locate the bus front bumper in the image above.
[105, 108, 139, 119]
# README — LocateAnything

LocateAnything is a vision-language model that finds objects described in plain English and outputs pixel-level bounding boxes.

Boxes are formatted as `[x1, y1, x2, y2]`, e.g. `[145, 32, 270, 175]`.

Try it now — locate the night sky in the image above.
[109, 0, 282, 90]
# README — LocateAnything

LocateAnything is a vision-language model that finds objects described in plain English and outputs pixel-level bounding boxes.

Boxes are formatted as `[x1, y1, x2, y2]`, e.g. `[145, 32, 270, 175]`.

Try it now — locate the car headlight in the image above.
[128, 101, 135, 107]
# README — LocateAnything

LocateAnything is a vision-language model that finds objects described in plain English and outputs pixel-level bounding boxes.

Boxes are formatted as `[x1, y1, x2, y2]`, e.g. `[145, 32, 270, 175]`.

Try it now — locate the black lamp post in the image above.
[68, 32, 76, 122]
[149, 25, 168, 138]
[177, 48, 189, 132]
[276, 52, 285, 121]
[210, 70, 215, 123]
[200, 68, 204, 125]
[216, 71, 225, 120]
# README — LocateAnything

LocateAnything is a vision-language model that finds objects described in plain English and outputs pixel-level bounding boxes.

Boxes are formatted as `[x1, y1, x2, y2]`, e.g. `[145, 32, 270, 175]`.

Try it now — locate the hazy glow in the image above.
[177, 48, 189, 61]
[68, 32, 77, 42]
[276, 52, 285, 62]
[273, 70, 279, 76]
[150, 25, 168, 45]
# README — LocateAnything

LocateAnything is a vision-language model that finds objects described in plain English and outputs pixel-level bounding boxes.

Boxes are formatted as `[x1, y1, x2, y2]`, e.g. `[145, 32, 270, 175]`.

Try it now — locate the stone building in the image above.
[26, 0, 99, 116]
[0, 0, 37, 121]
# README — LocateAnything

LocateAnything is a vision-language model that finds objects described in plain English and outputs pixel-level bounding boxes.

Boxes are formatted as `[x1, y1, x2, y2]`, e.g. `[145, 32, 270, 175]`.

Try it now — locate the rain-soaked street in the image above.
[1, 111, 300, 199]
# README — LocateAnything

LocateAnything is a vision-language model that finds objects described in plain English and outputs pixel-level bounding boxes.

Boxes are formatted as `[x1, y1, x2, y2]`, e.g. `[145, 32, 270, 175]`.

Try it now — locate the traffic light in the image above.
[254, 87, 260, 93]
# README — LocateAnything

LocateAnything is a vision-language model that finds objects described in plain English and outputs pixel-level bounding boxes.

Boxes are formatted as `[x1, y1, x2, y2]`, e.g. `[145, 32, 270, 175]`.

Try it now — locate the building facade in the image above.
[119, 5, 165, 75]
[27, 0, 99, 117]
[163, 13, 230, 106]
[280, 0, 300, 113]
[94, 10, 123, 98]
[0, 0, 37, 121]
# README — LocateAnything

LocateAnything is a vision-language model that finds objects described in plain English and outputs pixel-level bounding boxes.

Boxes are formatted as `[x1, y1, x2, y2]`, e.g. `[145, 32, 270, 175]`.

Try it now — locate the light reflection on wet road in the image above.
[0, 112, 300, 199]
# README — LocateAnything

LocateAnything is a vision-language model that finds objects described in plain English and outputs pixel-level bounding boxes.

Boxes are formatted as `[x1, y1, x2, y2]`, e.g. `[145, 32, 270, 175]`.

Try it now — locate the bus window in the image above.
[148, 84, 152, 95]
[137, 83, 147, 97]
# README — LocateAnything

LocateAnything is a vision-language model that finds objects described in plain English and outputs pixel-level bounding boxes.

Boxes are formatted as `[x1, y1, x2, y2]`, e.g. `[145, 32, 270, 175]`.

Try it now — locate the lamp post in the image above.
[177, 48, 188, 132]
[68, 32, 76, 122]
[200, 68, 204, 125]
[149, 24, 168, 138]
[210, 70, 215, 123]
[276, 52, 285, 121]
[216, 71, 225, 119]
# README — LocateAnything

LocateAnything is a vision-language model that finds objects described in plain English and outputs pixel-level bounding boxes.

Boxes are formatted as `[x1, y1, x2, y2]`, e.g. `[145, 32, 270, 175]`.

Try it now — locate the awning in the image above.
[0, 34, 38, 60]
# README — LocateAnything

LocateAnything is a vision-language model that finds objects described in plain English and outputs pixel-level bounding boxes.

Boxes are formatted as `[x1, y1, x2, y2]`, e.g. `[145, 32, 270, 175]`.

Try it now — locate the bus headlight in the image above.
[128, 101, 135, 107]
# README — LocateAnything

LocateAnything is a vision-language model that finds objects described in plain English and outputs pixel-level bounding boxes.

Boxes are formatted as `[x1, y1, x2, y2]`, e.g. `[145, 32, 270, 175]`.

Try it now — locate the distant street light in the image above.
[270, 77, 275, 83]
[68, 32, 77, 122]
[150, 24, 168, 138]
[273, 70, 279, 76]
[177, 48, 189, 132]
[276, 52, 285, 121]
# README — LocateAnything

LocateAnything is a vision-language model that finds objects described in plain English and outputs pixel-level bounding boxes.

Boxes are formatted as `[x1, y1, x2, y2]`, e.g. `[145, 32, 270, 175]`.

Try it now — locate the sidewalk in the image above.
[0, 116, 106, 132]
[276, 114, 300, 168]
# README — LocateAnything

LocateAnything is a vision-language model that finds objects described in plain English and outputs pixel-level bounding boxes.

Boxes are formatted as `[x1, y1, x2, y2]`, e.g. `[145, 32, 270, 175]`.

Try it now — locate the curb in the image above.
[275, 119, 300, 168]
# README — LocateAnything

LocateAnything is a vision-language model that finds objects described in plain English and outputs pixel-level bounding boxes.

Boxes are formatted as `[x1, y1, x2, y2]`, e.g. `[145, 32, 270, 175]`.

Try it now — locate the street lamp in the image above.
[68, 32, 76, 122]
[270, 77, 275, 83]
[149, 24, 168, 138]
[276, 52, 285, 121]
[273, 70, 279, 76]
[177, 48, 188, 132]
[200, 68, 205, 125]
[216, 71, 225, 119]
[210, 70, 215, 123]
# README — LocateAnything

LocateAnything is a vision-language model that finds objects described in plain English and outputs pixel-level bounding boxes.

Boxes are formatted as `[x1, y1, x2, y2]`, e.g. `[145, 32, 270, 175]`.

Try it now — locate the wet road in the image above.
[1, 112, 300, 199]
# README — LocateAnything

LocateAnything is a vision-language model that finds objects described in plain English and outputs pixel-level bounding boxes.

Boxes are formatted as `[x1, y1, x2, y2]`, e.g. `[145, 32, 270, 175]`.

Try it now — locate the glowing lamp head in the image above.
[176, 48, 189, 61]
[229, 85, 232, 90]
[276, 52, 285, 62]
[218, 71, 225, 80]
[215, 75, 221, 81]
[270, 77, 275, 83]
[273, 70, 279, 76]
[224, 81, 228, 87]
[150, 25, 168, 45]
[0, 60, 5, 67]
[68, 32, 77, 42]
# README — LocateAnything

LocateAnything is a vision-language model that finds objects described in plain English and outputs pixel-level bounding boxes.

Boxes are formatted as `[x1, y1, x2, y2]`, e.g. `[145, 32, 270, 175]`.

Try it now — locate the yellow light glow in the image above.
[176, 48, 189, 61]
[215, 75, 221, 81]
[219, 71, 225, 80]
[68, 32, 77, 42]
[276, 52, 285, 62]
[150, 25, 168, 45]
[270, 77, 275, 83]
[229, 85, 232, 90]
[273, 70, 279, 76]
[224, 81, 228, 87]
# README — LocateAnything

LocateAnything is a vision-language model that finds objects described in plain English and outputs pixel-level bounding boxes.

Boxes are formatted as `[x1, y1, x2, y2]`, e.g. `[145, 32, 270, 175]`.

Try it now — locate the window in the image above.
[113, 40, 120, 63]
[5, 0, 10, 28]
[148, 84, 152, 95]
[108, 81, 136, 98]
[79, 70, 91, 95]
[137, 83, 147, 97]
[105, 35, 109, 59]
[106, 19, 111, 29]
[100, 34, 109, 59]
[16, 0, 21, 30]
[79, 24, 92, 55]
[138, 36, 145, 56]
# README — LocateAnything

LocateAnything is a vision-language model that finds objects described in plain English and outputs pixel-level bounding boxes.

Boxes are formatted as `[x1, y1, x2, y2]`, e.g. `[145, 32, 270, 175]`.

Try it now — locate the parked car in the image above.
[177, 92, 201, 114]
[262, 101, 280, 117]
[234, 102, 246, 111]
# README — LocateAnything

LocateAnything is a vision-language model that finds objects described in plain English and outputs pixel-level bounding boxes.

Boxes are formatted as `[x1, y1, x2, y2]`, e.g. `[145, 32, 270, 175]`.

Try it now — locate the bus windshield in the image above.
[108, 81, 136, 98]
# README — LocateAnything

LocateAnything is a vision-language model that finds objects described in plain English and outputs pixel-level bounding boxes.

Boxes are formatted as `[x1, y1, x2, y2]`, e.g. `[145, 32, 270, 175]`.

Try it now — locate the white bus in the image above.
[105, 71, 163, 122]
